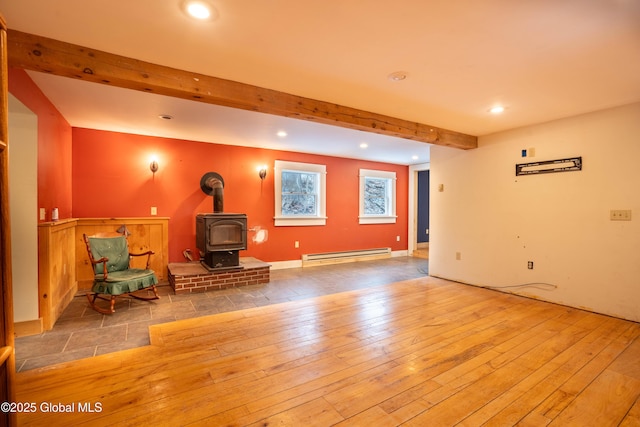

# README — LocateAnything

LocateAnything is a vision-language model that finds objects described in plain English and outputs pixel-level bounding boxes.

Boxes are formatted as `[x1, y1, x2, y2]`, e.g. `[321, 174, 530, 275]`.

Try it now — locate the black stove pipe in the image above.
[200, 172, 225, 213]
[206, 177, 223, 213]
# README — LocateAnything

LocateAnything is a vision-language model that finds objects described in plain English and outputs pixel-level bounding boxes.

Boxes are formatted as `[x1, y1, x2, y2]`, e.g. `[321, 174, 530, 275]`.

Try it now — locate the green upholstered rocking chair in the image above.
[83, 233, 160, 314]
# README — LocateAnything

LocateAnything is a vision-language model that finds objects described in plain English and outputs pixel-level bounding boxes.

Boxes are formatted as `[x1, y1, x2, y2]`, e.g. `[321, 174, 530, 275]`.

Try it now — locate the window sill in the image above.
[358, 216, 397, 224]
[274, 216, 327, 226]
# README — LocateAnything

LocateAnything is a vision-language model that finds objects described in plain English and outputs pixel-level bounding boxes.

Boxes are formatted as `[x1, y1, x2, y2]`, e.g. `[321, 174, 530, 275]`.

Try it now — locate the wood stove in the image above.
[196, 171, 248, 270]
[196, 213, 247, 270]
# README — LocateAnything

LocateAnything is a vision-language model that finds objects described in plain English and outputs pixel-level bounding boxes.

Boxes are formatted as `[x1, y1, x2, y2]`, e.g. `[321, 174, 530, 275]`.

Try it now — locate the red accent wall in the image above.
[8, 68, 73, 221]
[72, 128, 409, 263]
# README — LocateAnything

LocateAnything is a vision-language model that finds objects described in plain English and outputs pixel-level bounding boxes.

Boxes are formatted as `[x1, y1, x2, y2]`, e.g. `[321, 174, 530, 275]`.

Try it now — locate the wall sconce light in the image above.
[150, 157, 159, 174]
[258, 165, 267, 180]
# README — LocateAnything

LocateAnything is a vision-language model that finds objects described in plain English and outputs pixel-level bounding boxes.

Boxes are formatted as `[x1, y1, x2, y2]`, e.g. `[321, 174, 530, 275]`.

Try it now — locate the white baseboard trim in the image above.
[268, 250, 409, 270]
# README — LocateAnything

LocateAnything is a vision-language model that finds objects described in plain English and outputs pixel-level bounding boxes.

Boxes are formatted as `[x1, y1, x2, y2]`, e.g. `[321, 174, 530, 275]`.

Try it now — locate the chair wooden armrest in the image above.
[90, 256, 110, 280]
[129, 250, 155, 269]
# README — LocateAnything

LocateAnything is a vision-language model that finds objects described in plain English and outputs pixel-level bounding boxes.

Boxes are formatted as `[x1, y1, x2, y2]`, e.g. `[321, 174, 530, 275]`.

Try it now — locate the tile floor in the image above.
[15, 256, 429, 372]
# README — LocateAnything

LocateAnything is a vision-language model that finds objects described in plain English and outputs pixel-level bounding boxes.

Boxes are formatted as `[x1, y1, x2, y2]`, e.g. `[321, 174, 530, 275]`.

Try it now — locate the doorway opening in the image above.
[414, 170, 429, 259]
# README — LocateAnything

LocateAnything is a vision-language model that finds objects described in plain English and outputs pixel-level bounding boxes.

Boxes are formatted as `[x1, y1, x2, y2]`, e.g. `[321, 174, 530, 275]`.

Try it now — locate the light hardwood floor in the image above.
[15, 276, 640, 426]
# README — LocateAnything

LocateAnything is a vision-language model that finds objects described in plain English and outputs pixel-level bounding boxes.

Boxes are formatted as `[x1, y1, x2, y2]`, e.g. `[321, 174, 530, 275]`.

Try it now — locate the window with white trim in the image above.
[274, 160, 327, 226]
[359, 169, 396, 224]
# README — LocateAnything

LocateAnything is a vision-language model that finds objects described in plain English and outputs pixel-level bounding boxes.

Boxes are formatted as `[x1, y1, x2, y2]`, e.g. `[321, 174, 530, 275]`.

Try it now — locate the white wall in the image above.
[429, 103, 640, 321]
[8, 94, 39, 323]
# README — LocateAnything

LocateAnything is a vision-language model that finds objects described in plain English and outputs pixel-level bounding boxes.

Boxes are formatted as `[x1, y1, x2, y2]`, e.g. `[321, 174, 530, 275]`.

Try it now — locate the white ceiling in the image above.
[3, 0, 640, 165]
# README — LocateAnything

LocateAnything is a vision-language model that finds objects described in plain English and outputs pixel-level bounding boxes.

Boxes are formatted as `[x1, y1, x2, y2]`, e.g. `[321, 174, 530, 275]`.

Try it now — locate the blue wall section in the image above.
[417, 170, 429, 243]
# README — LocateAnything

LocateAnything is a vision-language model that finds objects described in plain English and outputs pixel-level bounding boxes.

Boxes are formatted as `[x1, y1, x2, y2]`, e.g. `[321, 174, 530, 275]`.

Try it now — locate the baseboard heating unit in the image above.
[302, 247, 391, 267]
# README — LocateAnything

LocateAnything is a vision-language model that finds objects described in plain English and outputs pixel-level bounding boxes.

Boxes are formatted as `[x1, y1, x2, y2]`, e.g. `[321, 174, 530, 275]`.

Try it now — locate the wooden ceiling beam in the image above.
[7, 30, 477, 150]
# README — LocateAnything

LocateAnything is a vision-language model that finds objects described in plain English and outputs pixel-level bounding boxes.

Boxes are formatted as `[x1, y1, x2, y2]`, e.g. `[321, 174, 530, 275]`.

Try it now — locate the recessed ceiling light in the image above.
[412, 155, 419, 160]
[489, 106, 505, 114]
[158, 114, 173, 120]
[277, 131, 287, 138]
[387, 71, 408, 82]
[182, 0, 217, 20]
[360, 143, 368, 149]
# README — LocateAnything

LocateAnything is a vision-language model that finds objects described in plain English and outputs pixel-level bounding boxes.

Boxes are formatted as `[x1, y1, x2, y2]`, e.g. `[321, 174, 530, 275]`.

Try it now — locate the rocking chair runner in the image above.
[83, 233, 160, 314]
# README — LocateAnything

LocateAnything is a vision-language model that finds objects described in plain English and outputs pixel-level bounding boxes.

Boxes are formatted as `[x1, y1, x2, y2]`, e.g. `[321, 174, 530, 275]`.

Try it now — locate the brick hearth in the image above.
[168, 257, 270, 294]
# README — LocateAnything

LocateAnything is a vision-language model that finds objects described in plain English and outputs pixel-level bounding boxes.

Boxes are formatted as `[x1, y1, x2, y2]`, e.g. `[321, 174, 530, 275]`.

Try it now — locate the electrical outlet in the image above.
[528, 261, 534, 269]
[425, 228, 429, 235]
[39, 208, 46, 221]
[396, 235, 400, 242]
[151, 206, 157, 216]
[610, 209, 632, 221]
[294, 241, 299, 248]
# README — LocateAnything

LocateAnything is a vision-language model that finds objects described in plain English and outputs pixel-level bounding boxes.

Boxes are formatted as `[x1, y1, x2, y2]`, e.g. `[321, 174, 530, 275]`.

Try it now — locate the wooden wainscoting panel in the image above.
[37, 219, 78, 330]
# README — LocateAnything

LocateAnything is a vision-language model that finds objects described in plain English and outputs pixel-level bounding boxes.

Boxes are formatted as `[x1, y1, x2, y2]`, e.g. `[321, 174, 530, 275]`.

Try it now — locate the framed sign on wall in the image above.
[516, 156, 582, 176]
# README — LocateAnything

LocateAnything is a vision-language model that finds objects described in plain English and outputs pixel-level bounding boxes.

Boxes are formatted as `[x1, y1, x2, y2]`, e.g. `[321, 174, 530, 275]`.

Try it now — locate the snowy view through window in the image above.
[281, 171, 318, 215]
[364, 177, 389, 215]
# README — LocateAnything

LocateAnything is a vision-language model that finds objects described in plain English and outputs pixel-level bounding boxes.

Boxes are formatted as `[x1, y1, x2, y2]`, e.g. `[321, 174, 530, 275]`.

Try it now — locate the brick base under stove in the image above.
[168, 257, 270, 294]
